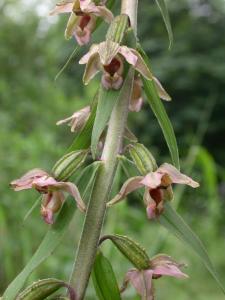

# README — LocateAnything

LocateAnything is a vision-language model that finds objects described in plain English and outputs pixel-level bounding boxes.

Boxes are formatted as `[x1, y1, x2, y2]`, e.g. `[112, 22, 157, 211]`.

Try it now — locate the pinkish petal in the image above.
[153, 76, 171, 101]
[153, 265, 188, 278]
[151, 255, 188, 279]
[121, 48, 153, 80]
[125, 269, 154, 300]
[79, 0, 113, 22]
[158, 163, 199, 188]
[107, 176, 144, 207]
[55, 182, 86, 212]
[146, 202, 157, 219]
[92, 5, 114, 22]
[49, 2, 73, 15]
[129, 96, 143, 112]
[74, 27, 92, 45]
[119, 46, 138, 66]
[10, 169, 49, 191]
[32, 176, 58, 188]
[79, 44, 99, 64]
[101, 73, 123, 90]
[41, 206, 54, 224]
[141, 172, 164, 189]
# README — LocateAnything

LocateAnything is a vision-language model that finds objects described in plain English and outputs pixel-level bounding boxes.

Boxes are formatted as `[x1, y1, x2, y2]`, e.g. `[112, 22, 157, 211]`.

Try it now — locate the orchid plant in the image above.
[3, 0, 225, 300]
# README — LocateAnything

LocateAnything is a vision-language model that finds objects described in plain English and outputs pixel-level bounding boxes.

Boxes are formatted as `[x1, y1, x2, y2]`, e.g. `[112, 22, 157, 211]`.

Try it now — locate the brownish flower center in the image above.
[149, 188, 163, 205]
[80, 15, 91, 30]
[104, 58, 121, 76]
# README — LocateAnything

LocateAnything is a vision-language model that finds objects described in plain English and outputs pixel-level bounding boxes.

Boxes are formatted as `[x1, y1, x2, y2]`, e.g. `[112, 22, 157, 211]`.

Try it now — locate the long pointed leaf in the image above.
[92, 252, 121, 300]
[154, 0, 173, 49]
[91, 87, 119, 158]
[160, 202, 225, 294]
[138, 45, 180, 169]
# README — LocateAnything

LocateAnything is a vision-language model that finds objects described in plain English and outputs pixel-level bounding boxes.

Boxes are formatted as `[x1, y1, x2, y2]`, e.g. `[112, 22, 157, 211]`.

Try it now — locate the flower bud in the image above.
[52, 150, 88, 181]
[16, 278, 76, 300]
[129, 143, 157, 175]
[101, 234, 150, 270]
[106, 14, 129, 44]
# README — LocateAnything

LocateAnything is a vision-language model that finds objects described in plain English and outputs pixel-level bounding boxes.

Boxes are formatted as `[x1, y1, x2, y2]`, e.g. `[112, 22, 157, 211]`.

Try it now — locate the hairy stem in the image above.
[69, 1, 138, 299]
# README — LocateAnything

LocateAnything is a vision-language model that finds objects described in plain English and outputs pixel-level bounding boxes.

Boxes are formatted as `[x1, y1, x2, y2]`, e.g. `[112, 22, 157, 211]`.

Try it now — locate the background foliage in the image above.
[0, 0, 225, 299]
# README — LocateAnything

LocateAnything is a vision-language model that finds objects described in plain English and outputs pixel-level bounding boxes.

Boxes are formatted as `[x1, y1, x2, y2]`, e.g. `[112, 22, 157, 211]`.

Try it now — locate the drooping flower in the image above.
[108, 163, 199, 219]
[122, 254, 188, 300]
[50, 0, 113, 45]
[11, 169, 85, 224]
[56, 106, 90, 132]
[79, 40, 153, 90]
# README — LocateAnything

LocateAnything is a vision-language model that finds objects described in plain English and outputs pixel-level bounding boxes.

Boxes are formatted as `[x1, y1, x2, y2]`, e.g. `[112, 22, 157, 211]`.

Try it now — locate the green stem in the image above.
[69, 2, 138, 299]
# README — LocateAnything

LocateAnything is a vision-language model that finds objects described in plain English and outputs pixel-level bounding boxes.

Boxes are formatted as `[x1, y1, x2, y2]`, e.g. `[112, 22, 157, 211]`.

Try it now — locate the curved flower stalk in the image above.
[122, 254, 188, 300]
[57, 106, 90, 132]
[11, 169, 85, 224]
[50, 0, 113, 45]
[79, 40, 153, 89]
[108, 163, 199, 219]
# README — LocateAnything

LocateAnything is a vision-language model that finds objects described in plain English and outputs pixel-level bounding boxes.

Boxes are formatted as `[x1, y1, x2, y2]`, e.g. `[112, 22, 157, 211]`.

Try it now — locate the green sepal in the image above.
[15, 278, 75, 300]
[52, 150, 88, 181]
[106, 14, 129, 44]
[129, 143, 157, 174]
[100, 234, 150, 270]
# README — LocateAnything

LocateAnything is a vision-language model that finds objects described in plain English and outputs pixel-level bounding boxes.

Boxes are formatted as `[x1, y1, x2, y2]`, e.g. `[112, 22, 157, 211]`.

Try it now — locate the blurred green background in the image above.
[0, 0, 225, 299]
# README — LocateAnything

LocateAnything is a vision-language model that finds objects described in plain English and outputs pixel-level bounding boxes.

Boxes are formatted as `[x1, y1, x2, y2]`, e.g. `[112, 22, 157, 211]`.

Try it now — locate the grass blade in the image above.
[154, 0, 173, 49]
[138, 45, 180, 169]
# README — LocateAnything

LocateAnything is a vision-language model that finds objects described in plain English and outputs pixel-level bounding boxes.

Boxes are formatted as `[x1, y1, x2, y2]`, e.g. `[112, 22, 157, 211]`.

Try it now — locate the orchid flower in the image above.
[79, 40, 153, 90]
[11, 169, 85, 224]
[122, 254, 188, 300]
[50, 0, 113, 45]
[57, 106, 90, 132]
[108, 163, 199, 219]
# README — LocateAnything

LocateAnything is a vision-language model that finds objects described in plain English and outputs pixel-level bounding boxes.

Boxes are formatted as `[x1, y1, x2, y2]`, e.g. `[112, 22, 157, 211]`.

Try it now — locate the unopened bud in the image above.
[129, 143, 157, 175]
[106, 14, 129, 44]
[52, 150, 88, 181]
[101, 234, 150, 270]
[16, 278, 76, 300]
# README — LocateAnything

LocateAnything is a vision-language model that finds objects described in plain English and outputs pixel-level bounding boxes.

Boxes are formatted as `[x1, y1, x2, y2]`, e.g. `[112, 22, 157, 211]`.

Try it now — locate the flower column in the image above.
[69, 1, 138, 299]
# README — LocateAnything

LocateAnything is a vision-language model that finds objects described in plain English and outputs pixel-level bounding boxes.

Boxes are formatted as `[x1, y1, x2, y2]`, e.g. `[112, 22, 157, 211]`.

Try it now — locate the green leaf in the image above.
[91, 87, 119, 158]
[138, 45, 180, 169]
[3, 163, 100, 300]
[160, 202, 225, 294]
[92, 252, 121, 300]
[67, 92, 98, 152]
[154, 0, 173, 49]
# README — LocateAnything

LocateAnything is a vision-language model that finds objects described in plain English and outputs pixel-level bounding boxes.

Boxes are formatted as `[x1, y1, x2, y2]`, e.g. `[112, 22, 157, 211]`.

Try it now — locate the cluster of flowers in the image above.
[10, 1, 200, 298]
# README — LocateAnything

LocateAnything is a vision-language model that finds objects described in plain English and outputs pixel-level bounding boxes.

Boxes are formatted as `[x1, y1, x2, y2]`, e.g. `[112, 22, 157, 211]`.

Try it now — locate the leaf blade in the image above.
[155, 0, 173, 49]
[91, 87, 119, 158]
[138, 45, 180, 169]
[92, 252, 121, 300]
